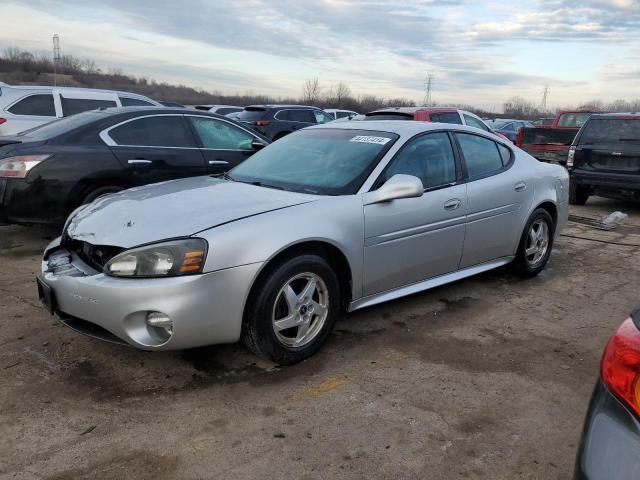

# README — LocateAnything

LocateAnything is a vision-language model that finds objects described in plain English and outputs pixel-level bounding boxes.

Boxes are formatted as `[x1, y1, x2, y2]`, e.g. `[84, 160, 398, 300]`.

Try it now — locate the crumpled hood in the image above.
[66, 176, 318, 248]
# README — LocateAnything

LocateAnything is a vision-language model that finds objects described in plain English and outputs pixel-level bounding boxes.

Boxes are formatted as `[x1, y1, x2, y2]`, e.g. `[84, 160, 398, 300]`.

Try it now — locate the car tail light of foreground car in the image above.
[601, 314, 640, 418]
[0, 154, 51, 178]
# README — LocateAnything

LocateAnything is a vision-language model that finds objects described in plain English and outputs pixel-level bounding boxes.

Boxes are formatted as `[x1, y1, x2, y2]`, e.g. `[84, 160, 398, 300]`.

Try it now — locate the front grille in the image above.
[64, 239, 124, 271]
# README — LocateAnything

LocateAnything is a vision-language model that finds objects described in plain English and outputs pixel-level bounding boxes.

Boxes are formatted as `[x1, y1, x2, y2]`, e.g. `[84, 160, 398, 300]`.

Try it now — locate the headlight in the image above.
[104, 238, 208, 278]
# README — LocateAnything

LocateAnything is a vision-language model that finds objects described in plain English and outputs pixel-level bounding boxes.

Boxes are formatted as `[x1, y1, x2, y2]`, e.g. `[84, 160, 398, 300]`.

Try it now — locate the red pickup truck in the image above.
[516, 110, 598, 165]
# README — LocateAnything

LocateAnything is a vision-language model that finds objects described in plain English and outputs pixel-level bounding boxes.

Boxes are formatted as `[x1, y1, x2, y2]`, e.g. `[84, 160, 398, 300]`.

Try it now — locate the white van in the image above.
[0, 84, 161, 135]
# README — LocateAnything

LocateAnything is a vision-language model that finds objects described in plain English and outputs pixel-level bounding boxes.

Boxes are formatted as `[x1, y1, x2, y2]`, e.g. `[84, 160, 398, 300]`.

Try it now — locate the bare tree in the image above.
[301, 78, 322, 105]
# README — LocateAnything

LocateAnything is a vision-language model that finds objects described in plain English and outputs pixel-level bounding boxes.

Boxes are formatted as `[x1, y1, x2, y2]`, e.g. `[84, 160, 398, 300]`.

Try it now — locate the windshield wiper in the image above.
[213, 172, 236, 181]
[247, 181, 284, 190]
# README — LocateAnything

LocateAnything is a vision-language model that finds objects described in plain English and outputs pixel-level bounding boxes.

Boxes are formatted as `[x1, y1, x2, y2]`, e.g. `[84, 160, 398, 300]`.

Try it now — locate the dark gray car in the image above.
[236, 105, 333, 141]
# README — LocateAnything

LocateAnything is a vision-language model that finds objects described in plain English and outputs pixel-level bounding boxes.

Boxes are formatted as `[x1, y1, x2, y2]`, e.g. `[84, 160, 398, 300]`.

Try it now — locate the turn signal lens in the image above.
[601, 317, 640, 418]
[104, 239, 208, 278]
[0, 154, 50, 178]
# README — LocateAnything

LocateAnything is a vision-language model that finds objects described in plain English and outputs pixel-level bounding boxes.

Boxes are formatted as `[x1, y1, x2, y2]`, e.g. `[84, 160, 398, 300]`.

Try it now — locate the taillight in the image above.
[567, 146, 576, 167]
[515, 128, 524, 147]
[601, 317, 640, 418]
[0, 118, 6, 125]
[0, 154, 51, 178]
[254, 120, 271, 127]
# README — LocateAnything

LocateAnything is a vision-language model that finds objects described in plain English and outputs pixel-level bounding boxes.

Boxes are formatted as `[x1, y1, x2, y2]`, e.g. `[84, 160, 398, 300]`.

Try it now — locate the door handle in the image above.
[127, 159, 152, 165]
[515, 181, 527, 192]
[208, 160, 230, 165]
[444, 198, 462, 210]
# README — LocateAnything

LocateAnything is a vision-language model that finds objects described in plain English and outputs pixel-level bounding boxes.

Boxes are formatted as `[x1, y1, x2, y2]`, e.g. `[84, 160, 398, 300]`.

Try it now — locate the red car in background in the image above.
[516, 109, 599, 165]
[362, 107, 511, 141]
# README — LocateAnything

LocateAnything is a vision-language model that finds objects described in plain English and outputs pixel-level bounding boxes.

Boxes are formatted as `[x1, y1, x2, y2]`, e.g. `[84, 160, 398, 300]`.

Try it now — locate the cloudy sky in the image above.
[1, 0, 638, 110]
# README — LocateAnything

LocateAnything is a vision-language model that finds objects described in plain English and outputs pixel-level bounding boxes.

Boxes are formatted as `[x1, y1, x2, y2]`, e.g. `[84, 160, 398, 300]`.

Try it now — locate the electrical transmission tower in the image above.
[53, 34, 60, 86]
[424, 74, 434, 106]
[541, 86, 550, 109]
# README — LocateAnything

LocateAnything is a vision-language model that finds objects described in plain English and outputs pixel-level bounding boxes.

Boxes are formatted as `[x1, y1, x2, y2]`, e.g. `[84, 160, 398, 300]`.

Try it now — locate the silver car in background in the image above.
[38, 121, 569, 364]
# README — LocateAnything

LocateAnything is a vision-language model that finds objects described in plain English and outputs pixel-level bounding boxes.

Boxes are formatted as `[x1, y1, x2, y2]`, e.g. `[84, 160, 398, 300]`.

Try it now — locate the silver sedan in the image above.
[38, 121, 569, 364]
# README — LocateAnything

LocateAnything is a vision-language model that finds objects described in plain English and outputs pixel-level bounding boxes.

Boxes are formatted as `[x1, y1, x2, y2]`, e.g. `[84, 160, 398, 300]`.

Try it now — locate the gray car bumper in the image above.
[39, 238, 263, 350]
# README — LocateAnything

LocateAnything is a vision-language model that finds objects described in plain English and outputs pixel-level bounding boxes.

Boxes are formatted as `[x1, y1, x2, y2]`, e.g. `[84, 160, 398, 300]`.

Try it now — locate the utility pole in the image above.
[53, 34, 60, 86]
[541, 85, 550, 110]
[424, 73, 434, 106]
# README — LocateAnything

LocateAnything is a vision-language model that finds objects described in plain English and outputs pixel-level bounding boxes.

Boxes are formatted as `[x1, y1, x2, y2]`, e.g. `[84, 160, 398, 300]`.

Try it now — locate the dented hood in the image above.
[65, 176, 318, 248]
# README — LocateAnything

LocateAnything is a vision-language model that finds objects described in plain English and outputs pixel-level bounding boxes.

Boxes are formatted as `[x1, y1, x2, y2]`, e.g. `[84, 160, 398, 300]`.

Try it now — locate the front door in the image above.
[362, 131, 467, 296]
[186, 115, 260, 175]
[105, 114, 207, 185]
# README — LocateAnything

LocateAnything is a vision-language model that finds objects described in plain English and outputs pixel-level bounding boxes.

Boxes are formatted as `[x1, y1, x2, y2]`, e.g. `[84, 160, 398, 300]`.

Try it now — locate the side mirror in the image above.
[363, 174, 424, 205]
[251, 139, 268, 150]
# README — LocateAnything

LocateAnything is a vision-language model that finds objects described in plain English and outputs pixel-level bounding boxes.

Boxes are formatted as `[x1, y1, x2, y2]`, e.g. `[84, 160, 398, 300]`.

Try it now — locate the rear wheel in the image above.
[80, 185, 125, 205]
[242, 254, 340, 365]
[511, 208, 555, 277]
[569, 182, 589, 205]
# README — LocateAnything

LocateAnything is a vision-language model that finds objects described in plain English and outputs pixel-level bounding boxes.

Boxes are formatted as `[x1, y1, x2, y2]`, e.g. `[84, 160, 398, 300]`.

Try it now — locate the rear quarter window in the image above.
[7, 94, 56, 116]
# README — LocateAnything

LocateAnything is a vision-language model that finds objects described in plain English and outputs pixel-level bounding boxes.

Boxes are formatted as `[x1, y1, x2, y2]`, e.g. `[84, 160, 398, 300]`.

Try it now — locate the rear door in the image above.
[186, 115, 262, 174]
[455, 132, 534, 267]
[102, 114, 207, 185]
[3, 93, 57, 135]
[574, 118, 640, 177]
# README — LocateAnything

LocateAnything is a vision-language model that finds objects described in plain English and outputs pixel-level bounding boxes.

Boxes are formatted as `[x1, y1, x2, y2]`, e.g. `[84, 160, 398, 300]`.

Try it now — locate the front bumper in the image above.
[574, 380, 640, 479]
[38, 237, 263, 350]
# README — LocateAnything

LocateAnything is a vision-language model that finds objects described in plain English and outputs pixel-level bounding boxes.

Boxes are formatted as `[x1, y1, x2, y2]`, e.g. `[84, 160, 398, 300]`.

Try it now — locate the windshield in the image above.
[580, 118, 640, 144]
[18, 111, 105, 139]
[229, 128, 398, 195]
[557, 112, 592, 128]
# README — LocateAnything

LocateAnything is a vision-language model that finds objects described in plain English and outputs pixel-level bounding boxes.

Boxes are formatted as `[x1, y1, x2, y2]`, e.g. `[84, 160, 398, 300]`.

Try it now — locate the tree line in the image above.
[1, 47, 638, 117]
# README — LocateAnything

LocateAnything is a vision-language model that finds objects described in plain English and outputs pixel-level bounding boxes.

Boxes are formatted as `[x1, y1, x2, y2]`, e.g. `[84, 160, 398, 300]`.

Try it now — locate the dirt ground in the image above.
[1, 197, 639, 480]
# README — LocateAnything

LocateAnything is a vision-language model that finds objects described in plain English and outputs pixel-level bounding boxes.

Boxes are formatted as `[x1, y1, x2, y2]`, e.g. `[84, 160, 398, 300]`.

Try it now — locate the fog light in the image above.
[146, 311, 173, 341]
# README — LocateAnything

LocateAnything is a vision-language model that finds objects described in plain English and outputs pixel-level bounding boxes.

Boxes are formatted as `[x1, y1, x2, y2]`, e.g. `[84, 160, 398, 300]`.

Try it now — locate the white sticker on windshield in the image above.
[349, 135, 391, 145]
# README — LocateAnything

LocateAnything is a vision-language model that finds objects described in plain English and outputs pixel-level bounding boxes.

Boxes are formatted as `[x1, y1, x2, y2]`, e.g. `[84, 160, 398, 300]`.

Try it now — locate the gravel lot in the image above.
[1, 197, 639, 479]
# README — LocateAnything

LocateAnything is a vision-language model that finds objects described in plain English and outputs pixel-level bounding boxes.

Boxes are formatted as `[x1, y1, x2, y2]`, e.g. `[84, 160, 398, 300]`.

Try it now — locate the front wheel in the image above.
[511, 208, 555, 277]
[242, 254, 340, 365]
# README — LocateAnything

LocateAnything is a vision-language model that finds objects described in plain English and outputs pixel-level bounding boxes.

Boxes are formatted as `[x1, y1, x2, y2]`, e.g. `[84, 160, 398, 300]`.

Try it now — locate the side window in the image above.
[430, 112, 463, 125]
[497, 144, 512, 165]
[463, 114, 490, 132]
[189, 117, 254, 150]
[335, 111, 350, 119]
[456, 133, 504, 178]
[109, 116, 195, 147]
[119, 97, 154, 107]
[61, 96, 117, 116]
[384, 132, 457, 189]
[313, 110, 332, 124]
[7, 94, 56, 116]
[290, 109, 316, 123]
[275, 110, 291, 121]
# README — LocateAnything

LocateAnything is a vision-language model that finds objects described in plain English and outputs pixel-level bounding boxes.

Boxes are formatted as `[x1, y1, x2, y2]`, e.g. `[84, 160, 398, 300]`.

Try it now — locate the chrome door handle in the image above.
[208, 160, 230, 165]
[515, 181, 527, 192]
[444, 198, 462, 210]
[128, 159, 152, 165]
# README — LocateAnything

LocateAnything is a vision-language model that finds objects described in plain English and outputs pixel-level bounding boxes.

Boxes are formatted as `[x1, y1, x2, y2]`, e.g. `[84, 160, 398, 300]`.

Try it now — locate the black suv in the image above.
[236, 105, 333, 141]
[568, 113, 640, 205]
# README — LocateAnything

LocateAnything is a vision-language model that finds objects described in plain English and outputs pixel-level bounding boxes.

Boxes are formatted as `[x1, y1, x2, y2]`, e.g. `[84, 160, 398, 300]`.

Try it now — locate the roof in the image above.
[589, 112, 640, 119]
[367, 106, 459, 115]
[310, 119, 492, 137]
[0, 84, 154, 99]
[245, 104, 321, 110]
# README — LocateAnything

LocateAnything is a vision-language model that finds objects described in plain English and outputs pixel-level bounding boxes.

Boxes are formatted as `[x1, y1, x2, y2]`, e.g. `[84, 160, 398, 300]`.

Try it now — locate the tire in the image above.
[242, 254, 340, 365]
[511, 208, 555, 278]
[569, 182, 589, 205]
[80, 185, 125, 205]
